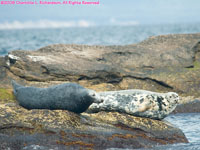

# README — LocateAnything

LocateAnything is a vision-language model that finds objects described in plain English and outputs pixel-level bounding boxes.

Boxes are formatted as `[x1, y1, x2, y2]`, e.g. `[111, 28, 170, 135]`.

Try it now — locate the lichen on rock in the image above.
[0, 103, 188, 149]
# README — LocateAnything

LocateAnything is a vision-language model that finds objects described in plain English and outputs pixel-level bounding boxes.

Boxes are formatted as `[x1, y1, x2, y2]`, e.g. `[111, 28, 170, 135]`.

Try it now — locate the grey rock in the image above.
[173, 99, 200, 113]
[12, 80, 102, 113]
[88, 90, 179, 120]
[1, 33, 200, 96]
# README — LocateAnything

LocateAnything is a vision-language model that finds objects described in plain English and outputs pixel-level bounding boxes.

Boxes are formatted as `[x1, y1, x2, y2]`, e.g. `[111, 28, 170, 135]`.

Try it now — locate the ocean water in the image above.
[1, 23, 200, 55]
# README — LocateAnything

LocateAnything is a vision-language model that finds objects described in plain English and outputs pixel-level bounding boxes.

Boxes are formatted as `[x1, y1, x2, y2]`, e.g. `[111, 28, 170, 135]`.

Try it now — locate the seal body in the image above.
[87, 90, 179, 120]
[12, 81, 102, 113]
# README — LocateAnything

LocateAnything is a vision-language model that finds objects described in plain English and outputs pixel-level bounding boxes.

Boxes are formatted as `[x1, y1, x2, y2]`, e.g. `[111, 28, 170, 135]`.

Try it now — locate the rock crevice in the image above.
[1, 33, 200, 96]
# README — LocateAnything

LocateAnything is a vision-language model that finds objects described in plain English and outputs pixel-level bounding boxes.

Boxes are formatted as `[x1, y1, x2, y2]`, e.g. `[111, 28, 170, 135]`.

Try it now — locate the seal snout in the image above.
[89, 90, 104, 104]
[94, 93, 104, 103]
[98, 98, 104, 103]
[100, 98, 104, 103]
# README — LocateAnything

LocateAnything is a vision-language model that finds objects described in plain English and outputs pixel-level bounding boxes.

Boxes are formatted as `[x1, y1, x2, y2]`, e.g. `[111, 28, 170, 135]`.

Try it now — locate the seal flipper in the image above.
[11, 80, 23, 95]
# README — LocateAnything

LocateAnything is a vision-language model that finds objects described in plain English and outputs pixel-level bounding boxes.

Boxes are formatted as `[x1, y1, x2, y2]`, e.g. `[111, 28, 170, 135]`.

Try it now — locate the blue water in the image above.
[1, 23, 200, 55]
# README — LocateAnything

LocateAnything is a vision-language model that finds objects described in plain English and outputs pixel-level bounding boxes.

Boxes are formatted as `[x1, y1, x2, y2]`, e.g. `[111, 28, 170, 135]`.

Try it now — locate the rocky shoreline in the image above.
[0, 103, 188, 150]
[0, 33, 200, 149]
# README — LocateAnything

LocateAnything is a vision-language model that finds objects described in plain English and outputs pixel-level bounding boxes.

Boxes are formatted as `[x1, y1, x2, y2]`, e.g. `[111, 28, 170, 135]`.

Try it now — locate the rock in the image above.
[88, 90, 179, 120]
[0, 57, 9, 86]
[0, 103, 188, 149]
[0, 88, 16, 103]
[173, 99, 200, 113]
[0, 33, 200, 98]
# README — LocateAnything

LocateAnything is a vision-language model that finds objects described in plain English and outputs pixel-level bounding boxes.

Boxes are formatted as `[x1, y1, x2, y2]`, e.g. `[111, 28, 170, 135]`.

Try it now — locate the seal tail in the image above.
[11, 80, 22, 95]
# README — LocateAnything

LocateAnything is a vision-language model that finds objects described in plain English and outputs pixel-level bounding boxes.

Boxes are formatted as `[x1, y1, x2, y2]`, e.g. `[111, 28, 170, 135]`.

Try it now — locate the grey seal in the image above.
[87, 89, 179, 120]
[12, 80, 103, 113]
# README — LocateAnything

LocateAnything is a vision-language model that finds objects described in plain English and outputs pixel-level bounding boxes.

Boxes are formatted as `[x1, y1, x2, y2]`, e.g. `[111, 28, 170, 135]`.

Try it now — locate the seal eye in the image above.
[92, 93, 95, 97]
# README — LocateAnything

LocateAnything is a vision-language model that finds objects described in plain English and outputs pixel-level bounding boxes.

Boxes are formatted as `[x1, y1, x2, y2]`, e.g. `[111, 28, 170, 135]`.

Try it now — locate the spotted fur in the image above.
[87, 90, 179, 120]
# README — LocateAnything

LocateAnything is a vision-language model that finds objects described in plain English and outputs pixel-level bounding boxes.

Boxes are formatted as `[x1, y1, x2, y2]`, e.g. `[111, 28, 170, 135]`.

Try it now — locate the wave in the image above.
[110, 18, 139, 26]
[0, 18, 140, 30]
[0, 20, 95, 30]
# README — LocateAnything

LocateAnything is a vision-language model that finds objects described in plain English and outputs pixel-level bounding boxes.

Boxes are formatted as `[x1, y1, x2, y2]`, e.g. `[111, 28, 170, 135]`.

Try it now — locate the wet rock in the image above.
[0, 103, 188, 150]
[173, 99, 200, 113]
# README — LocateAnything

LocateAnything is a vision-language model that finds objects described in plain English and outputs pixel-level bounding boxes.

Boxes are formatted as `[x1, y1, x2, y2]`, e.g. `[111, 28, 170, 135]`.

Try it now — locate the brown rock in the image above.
[0, 33, 200, 97]
[0, 103, 188, 150]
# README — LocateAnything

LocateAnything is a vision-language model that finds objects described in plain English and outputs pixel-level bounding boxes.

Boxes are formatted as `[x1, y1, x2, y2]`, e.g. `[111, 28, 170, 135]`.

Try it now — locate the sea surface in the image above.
[1, 23, 200, 55]
[1, 23, 200, 149]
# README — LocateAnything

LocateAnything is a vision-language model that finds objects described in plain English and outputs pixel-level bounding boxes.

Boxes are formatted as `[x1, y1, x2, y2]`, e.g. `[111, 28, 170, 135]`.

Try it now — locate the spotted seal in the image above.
[12, 80, 103, 113]
[87, 89, 179, 120]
